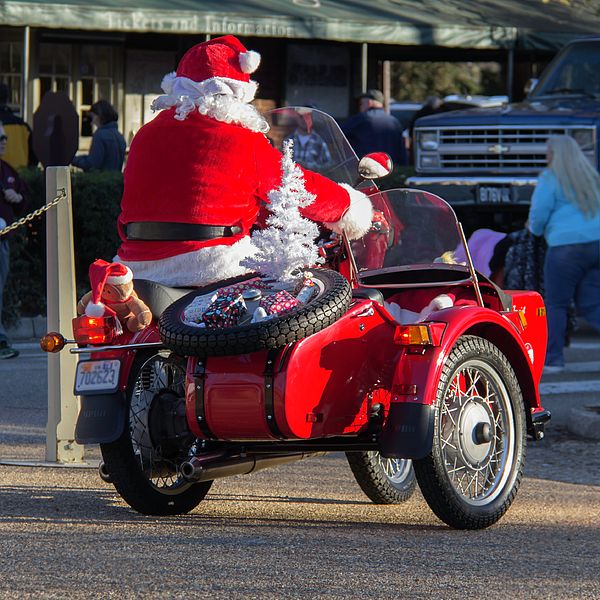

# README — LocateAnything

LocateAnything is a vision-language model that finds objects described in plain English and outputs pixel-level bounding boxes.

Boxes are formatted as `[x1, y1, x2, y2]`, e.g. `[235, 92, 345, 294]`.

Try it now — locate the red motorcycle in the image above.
[42, 108, 550, 529]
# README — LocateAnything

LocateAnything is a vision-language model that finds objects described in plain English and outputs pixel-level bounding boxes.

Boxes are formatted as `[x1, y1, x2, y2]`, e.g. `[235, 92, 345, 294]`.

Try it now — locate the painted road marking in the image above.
[540, 379, 600, 396]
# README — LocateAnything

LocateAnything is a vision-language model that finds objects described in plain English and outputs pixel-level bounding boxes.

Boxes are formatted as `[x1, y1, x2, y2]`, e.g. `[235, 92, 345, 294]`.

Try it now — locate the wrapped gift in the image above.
[217, 277, 272, 298]
[260, 290, 300, 316]
[201, 293, 247, 328]
[182, 292, 217, 325]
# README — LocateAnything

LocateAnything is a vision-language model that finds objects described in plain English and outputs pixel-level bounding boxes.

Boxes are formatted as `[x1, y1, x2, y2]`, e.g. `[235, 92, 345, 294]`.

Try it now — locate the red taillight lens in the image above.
[72, 315, 118, 346]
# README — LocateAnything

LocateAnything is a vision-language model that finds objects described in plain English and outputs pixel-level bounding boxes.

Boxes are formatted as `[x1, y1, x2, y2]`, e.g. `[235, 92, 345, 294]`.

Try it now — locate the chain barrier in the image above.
[0, 188, 67, 237]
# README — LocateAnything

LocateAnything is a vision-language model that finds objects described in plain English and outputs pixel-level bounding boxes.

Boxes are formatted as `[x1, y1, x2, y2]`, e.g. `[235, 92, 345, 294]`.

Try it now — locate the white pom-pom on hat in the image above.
[239, 50, 261, 74]
[85, 301, 106, 317]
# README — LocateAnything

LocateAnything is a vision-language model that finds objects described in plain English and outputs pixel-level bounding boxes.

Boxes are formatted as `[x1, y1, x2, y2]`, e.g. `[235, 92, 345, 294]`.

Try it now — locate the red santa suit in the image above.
[116, 35, 373, 287]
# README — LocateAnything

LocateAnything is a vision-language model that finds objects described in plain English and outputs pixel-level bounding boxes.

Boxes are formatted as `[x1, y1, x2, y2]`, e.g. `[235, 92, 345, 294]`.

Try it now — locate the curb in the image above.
[6, 315, 47, 342]
[568, 405, 600, 441]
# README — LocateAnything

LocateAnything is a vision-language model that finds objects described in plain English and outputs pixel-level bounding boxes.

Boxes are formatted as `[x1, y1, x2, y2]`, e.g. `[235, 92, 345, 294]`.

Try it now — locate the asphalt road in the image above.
[1, 337, 599, 599]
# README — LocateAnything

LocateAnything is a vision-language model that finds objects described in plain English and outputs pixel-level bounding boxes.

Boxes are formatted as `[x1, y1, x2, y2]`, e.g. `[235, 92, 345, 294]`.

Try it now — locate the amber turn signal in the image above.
[394, 324, 433, 345]
[40, 332, 66, 353]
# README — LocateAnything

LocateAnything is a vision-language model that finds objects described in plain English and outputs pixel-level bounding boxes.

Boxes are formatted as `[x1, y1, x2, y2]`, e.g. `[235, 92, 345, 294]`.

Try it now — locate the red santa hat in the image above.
[358, 152, 393, 179]
[151, 35, 262, 120]
[85, 259, 133, 317]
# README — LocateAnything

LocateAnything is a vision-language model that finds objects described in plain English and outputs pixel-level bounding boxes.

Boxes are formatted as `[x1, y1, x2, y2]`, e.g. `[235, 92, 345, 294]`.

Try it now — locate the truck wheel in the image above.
[414, 335, 526, 529]
[159, 268, 351, 357]
[346, 451, 416, 504]
[100, 351, 212, 515]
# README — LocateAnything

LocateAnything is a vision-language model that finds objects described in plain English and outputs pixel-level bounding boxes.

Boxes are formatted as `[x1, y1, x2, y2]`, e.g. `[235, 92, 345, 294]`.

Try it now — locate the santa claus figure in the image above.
[116, 35, 373, 287]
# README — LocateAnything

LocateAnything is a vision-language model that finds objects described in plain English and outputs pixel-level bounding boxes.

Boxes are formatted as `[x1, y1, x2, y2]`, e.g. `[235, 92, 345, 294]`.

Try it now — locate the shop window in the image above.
[37, 43, 72, 104]
[0, 41, 22, 113]
[78, 45, 114, 138]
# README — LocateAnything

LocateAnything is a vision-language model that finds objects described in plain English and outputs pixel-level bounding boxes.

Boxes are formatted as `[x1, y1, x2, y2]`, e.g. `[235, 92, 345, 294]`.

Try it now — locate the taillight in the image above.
[72, 315, 118, 346]
[394, 322, 446, 346]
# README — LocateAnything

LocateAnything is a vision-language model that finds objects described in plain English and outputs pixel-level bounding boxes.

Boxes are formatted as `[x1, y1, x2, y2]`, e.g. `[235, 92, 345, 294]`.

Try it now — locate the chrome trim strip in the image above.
[407, 176, 538, 186]
[69, 341, 165, 354]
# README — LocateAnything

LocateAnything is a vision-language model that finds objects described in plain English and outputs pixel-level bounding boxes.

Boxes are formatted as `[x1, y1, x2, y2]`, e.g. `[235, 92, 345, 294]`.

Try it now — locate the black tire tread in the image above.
[158, 268, 351, 357]
[100, 351, 213, 516]
[346, 451, 416, 505]
[413, 335, 526, 529]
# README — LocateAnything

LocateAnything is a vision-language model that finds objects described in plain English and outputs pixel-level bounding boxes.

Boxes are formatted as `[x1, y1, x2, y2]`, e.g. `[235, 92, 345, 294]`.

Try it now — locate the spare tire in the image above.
[158, 268, 351, 357]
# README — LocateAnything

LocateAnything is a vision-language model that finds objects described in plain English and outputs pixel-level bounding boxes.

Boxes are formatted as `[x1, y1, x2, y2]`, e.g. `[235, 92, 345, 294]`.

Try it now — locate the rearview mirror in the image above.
[358, 152, 393, 180]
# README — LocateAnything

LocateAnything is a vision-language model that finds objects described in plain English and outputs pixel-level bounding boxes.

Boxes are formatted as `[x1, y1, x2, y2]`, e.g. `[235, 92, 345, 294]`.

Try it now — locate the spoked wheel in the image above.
[414, 336, 526, 529]
[100, 351, 212, 515]
[346, 451, 416, 504]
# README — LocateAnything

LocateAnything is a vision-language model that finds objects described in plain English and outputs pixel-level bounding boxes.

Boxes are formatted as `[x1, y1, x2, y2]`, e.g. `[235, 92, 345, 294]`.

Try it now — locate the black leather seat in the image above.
[133, 279, 195, 319]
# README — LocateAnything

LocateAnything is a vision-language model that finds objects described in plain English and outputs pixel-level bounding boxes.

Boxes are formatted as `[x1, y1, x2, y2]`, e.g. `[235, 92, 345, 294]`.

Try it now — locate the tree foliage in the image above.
[390, 61, 504, 102]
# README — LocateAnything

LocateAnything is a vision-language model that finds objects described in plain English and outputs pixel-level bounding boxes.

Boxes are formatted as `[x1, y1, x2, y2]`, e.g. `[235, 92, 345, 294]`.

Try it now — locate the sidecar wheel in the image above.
[159, 268, 351, 357]
[346, 451, 416, 504]
[100, 351, 212, 516]
[414, 336, 526, 529]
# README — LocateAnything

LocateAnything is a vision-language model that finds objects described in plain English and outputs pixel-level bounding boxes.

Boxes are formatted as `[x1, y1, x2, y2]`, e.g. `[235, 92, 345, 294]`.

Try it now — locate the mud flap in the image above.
[379, 402, 435, 459]
[75, 392, 127, 444]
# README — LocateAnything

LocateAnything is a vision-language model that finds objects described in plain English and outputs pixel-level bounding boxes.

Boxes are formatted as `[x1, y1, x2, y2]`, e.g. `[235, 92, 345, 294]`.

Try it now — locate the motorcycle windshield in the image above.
[351, 189, 472, 287]
[264, 107, 359, 186]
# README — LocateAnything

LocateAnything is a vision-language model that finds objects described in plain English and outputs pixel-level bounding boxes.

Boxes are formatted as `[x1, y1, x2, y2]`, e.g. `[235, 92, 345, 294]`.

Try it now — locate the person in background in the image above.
[0, 121, 30, 359]
[341, 89, 407, 166]
[284, 109, 332, 172]
[0, 83, 36, 170]
[528, 135, 600, 373]
[72, 100, 126, 172]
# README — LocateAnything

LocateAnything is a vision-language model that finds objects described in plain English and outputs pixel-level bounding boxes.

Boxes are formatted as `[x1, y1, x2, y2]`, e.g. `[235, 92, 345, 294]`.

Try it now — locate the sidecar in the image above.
[42, 108, 549, 529]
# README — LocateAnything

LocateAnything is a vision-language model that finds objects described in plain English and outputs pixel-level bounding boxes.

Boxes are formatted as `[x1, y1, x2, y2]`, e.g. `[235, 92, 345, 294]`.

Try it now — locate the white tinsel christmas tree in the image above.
[241, 139, 322, 284]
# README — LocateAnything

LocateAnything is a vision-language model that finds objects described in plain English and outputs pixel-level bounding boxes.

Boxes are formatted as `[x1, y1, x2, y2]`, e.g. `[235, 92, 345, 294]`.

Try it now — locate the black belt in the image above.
[124, 221, 243, 242]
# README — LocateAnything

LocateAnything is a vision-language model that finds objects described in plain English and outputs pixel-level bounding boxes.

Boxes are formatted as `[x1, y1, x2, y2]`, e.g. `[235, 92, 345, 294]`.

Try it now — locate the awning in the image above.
[2, 0, 599, 50]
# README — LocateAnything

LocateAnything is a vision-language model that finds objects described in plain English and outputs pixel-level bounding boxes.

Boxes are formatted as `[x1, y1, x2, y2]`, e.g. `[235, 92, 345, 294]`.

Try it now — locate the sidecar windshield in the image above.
[265, 107, 359, 186]
[351, 189, 472, 288]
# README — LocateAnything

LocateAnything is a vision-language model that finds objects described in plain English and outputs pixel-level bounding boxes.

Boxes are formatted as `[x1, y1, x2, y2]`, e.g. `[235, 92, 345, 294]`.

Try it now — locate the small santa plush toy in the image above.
[115, 34, 373, 287]
[77, 259, 152, 333]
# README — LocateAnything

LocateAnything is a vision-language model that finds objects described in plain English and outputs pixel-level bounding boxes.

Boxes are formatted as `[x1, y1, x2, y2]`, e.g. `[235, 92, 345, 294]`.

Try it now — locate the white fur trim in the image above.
[106, 266, 133, 285]
[116, 237, 259, 288]
[239, 50, 261, 74]
[324, 184, 373, 241]
[151, 74, 268, 132]
[359, 156, 390, 179]
[85, 302, 105, 317]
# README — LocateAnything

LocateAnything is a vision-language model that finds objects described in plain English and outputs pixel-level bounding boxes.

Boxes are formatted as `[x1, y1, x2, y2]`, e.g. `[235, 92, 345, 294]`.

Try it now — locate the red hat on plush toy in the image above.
[151, 35, 262, 118]
[85, 259, 133, 317]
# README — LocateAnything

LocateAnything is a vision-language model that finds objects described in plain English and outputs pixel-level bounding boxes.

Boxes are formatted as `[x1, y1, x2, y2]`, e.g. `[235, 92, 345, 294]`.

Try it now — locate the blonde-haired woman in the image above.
[528, 135, 600, 373]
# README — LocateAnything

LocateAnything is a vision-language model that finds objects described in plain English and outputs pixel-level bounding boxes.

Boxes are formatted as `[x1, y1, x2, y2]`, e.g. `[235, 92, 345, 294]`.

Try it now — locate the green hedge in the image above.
[3, 169, 123, 327]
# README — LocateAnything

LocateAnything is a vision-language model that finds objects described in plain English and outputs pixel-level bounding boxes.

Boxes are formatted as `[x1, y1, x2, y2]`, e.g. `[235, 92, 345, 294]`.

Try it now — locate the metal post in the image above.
[361, 43, 368, 94]
[22, 26, 30, 121]
[506, 47, 515, 102]
[383, 60, 391, 114]
[45, 166, 84, 463]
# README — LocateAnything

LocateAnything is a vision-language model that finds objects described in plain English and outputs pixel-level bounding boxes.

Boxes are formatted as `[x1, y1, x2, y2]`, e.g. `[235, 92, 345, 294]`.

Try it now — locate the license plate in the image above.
[74, 360, 121, 395]
[477, 186, 513, 204]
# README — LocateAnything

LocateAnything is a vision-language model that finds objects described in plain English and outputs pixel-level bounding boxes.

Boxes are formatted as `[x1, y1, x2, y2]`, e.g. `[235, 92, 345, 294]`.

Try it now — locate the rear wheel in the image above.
[100, 351, 212, 515]
[414, 336, 526, 529]
[347, 451, 416, 504]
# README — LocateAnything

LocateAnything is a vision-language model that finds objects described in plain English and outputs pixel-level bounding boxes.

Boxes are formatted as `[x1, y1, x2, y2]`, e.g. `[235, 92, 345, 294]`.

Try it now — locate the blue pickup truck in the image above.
[408, 37, 599, 231]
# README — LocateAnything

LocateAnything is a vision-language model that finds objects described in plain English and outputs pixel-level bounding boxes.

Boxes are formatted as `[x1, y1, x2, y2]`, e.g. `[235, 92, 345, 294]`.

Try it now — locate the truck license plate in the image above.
[74, 360, 120, 395]
[477, 186, 512, 204]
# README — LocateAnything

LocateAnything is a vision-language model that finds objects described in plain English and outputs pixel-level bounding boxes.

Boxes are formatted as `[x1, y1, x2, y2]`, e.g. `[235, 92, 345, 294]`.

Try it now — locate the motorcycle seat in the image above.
[133, 279, 195, 319]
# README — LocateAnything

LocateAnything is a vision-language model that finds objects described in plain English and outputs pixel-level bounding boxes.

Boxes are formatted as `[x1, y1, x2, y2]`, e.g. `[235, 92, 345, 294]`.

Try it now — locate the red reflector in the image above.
[72, 315, 117, 346]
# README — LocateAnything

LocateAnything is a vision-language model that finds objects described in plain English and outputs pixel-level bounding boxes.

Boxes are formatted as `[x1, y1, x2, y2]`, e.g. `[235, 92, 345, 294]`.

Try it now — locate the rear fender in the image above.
[380, 307, 540, 457]
[75, 324, 162, 443]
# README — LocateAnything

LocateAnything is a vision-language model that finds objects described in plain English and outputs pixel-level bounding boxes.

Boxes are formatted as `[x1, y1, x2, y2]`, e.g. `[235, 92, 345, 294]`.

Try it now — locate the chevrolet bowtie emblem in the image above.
[488, 144, 509, 154]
